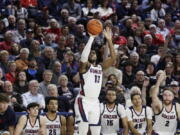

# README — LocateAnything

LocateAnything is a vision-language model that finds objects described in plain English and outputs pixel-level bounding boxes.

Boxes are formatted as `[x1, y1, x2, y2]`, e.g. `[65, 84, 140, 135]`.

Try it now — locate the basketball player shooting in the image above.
[151, 71, 180, 135]
[74, 26, 116, 135]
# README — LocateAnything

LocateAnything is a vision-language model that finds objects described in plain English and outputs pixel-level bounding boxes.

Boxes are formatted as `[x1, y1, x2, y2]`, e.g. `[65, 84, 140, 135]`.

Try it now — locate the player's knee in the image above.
[90, 126, 101, 135]
[78, 122, 89, 135]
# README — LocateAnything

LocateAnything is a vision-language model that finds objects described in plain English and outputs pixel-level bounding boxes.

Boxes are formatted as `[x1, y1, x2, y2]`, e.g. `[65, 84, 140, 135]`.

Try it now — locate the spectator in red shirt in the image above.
[144, 24, 165, 46]
[5, 61, 17, 84]
[46, 19, 61, 39]
[112, 26, 127, 46]
[0, 31, 14, 53]
[20, 0, 38, 8]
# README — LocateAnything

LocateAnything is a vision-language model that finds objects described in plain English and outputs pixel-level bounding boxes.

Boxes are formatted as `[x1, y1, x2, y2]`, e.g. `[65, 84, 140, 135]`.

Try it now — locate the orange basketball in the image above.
[87, 19, 103, 35]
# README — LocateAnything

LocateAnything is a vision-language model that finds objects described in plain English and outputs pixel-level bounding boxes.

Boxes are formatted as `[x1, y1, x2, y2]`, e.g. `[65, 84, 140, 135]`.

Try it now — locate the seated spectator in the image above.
[0, 68, 5, 92]
[15, 48, 29, 71]
[63, 0, 81, 20]
[51, 61, 62, 85]
[56, 36, 67, 62]
[0, 31, 14, 53]
[0, 50, 10, 73]
[25, 58, 41, 82]
[157, 19, 170, 39]
[170, 80, 180, 103]
[7, 15, 16, 30]
[122, 61, 135, 89]
[20, 0, 38, 8]
[22, 80, 45, 109]
[38, 70, 53, 97]
[40, 33, 58, 50]
[15, 0, 28, 19]
[0, 93, 16, 135]
[61, 51, 79, 81]
[150, 0, 166, 22]
[46, 19, 61, 38]
[0, 20, 6, 42]
[5, 61, 17, 83]
[58, 75, 74, 108]
[29, 40, 41, 58]
[59, 9, 69, 26]
[20, 28, 34, 49]
[96, 0, 113, 20]
[13, 71, 28, 94]
[12, 19, 26, 43]
[48, 0, 62, 20]
[82, 0, 96, 19]
[39, 47, 57, 70]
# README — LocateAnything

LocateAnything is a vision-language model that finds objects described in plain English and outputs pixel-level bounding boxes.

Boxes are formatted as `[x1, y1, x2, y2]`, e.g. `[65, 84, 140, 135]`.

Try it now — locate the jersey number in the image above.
[107, 120, 113, 126]
[135, 123, 142, 129]
[165, 121, 170, 127]
[95, 75, 100, 83]
[49, 129, 56, 135]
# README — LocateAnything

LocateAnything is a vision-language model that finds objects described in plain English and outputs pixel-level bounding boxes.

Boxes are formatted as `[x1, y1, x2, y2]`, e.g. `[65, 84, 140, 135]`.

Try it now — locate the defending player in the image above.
[126, 92, 153, 135]
[100, 87, 128, 135]
[151, 71, 180, 135]
[45, 97, 66, 135]
[14, 102, 46, 135]
[74, 27, 116, 135]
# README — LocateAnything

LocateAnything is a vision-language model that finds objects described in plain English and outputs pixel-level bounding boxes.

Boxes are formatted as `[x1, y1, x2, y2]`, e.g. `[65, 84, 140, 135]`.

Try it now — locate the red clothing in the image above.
[5, 73, 16, 83]
[0, 41, 12, 53]
[113, 36, 127, 46]
[46, 28, 61, 37]
[20, 0, 38, 8]
[144, 31, 165, 46]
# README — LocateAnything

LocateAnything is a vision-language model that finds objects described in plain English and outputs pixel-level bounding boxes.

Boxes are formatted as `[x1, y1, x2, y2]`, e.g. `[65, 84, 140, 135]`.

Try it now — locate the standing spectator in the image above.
[15, 0, 28, 19]
[20, 0, 38, 8]
[116, 0, 130, 20]
[82, 0, 96, 19]
[38, 70, 53, 97]
[22, 80, 45, 109]
[15, 48, 29, 71]
[0, 93, 16, 135]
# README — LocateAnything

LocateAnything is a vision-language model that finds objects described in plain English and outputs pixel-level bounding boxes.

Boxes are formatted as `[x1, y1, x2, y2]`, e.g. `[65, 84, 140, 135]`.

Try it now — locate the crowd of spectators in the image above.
[0, 0, 180, 134]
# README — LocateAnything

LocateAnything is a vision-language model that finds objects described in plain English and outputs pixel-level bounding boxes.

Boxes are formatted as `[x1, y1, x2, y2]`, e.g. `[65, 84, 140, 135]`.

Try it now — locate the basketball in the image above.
[87, 19, 103, 35]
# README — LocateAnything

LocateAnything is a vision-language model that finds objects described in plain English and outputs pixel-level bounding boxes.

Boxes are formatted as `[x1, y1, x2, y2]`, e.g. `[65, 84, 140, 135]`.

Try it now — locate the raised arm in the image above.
[60, 116, 67, 135]
[14, 115, 27, 135]
[151, 71, 166, 111]
[102, 27, 116, 70]
[79, 36, 95, 73]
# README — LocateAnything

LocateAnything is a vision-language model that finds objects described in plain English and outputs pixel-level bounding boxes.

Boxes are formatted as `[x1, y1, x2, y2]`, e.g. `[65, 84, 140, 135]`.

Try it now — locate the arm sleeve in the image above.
[118, 104, 126, 118]
[80, 36, 94, 63]
[146, 107, 153, 120]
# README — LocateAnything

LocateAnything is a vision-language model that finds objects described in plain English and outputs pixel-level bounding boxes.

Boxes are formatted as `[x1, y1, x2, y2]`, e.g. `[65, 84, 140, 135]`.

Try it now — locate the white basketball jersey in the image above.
[129, 106, 148, 134]
[100, 104, 121, 135]
[45, 114, 61, 135]
[23, 115, 40, 135]
[153, 103, 178, 135]
[80, 64, 102, 98]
